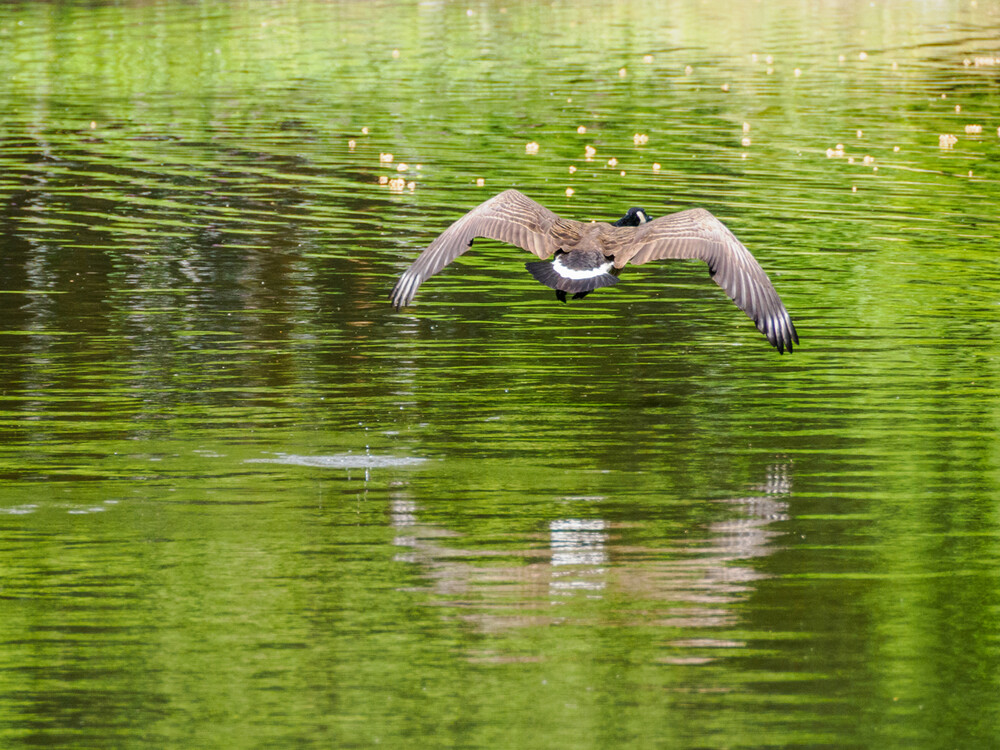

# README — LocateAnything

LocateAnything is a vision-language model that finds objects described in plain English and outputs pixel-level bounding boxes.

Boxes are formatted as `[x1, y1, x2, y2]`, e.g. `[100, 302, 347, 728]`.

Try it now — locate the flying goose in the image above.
[389, 189, 798, 353]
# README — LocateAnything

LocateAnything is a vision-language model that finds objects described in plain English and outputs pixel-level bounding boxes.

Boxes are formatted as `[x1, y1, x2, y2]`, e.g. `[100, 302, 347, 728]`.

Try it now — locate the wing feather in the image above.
[611, 208, 798, 353]
[390, 190, 578, 307]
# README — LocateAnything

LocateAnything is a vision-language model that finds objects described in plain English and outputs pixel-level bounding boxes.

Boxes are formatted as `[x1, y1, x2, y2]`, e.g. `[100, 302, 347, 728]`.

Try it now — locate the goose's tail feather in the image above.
[525, 251, 620, 296]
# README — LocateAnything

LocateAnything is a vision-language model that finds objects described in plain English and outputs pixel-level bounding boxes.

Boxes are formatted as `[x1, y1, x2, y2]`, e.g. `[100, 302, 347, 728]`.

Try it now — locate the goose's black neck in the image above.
[614, 207, 651, 227]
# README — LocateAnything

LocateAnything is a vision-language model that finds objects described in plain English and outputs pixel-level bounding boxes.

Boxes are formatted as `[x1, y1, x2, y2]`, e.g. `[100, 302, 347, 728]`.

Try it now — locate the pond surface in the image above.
[2, 0, 1000, 746]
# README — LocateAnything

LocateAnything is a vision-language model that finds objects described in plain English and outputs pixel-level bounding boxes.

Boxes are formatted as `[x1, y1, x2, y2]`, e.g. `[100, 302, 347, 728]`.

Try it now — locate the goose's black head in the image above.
[613, 207, 652, 227]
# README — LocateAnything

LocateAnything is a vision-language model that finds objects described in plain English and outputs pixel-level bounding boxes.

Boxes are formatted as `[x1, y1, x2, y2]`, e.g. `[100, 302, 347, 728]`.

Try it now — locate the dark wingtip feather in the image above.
[776, 319, 798, 354]
[389, 272, 417, 309]
[757, 310, 798, 354]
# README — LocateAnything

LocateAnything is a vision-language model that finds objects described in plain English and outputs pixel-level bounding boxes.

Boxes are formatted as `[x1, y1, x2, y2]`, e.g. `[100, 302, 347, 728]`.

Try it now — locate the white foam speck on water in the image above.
[246, 453, 427, 469]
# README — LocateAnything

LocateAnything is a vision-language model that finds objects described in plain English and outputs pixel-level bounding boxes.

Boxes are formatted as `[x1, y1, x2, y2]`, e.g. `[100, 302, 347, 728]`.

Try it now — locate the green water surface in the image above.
[2, 0, 1000, 747]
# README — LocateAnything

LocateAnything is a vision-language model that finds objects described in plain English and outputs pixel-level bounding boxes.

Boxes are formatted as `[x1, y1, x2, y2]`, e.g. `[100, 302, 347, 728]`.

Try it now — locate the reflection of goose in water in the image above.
[390, 190, 798, 353]
[389, 462, 792, 643]
[549, 518, 608, 597]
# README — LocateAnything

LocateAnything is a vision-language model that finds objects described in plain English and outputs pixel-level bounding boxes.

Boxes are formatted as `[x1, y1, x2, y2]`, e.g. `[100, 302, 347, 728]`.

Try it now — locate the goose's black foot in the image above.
[553, 288, 592, 303]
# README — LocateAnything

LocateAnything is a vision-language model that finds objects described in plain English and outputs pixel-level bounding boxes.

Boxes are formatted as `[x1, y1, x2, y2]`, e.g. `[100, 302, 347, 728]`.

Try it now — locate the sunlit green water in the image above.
[2, 0, 1000, 747]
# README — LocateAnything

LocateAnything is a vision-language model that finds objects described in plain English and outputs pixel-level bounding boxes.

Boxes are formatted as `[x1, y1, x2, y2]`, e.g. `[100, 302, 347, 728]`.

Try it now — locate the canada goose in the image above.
[390, 189, 798, 353]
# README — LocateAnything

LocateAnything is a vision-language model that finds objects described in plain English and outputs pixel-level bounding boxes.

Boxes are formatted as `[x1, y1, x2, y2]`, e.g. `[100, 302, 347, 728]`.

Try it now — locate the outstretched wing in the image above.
[390, 189, 580, 308]
[612, 208, 798, 353]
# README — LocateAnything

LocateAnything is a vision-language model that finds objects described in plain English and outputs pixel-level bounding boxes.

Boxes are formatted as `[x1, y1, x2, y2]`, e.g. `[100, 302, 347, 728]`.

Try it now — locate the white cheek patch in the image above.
[636, 210, 648, 224]
[553, 255, 614, 280]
